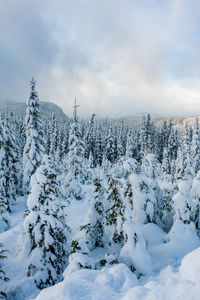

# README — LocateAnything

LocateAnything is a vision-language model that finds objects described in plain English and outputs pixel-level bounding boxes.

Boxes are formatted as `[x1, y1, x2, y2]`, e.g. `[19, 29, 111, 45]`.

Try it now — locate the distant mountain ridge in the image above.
[122, 115, 200, 133]
[0, 100, 69, 120]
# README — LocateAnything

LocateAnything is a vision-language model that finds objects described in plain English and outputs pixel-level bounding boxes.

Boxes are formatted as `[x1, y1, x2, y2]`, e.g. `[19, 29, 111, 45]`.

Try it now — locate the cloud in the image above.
[0, 0, 200, 117]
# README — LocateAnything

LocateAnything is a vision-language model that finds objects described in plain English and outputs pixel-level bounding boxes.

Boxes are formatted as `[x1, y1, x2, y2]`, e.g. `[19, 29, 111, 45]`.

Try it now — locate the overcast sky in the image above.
[1, 0, 200, 117]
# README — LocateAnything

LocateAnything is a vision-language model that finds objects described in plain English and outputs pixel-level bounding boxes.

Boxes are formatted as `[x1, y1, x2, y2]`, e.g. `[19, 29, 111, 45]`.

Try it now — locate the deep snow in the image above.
[1, 196, 200, 300]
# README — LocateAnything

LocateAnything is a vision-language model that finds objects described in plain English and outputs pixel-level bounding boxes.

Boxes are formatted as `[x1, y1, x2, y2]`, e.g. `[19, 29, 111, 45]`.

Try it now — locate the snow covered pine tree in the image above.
[24, 155, 68, 289]
[23, 78, 45, 194]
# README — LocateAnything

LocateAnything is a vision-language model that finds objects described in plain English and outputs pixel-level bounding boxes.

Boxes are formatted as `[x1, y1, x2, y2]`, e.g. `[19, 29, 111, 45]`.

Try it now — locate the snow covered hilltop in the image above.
[1, 80, 200, 300]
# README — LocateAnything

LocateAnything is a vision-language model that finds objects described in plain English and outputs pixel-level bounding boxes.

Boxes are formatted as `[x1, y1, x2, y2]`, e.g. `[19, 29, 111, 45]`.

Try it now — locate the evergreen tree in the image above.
[106, 176, 125, 245]
[65, 99, 86, 200]
[181, 124, 195, 181]
[191, 117, 200, 174]
[139, 116, 147, 158]
[191, 170, 200, 230]
[173, 180, 194, 224]
[159, 121, 169, 161]
[131, 154, 160, 225]
[125, 129, 134, 159]
[60, 121, 69, 160]
[23, 78, 45, 194]
[94, 125, 103, 166]
[24, 155, 68, 289]
[119, 207, 153, 276]
[105, 125, 116, 163]
[168, 127, 178, 161]
[3, 112, 19, 205]
[56, 126, 64, 162]
[146, 114, 155, 154]
[0, 243, 8, 300]
[81, 177, 106, 250]
[161, 147, 171, 178]
[175, 148, 184, 181]
[49, 113, 58, 158]
[85, 113, 95, 160]
[117, 121, 125, 160]
[161, 147, 175, 231]
[0, 116, 9, 232]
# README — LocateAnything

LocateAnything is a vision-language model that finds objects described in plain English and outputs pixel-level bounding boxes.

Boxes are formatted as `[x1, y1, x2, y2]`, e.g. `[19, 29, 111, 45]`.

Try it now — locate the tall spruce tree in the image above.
[93, 125, 103, 166]
[81, 177, 106, 250]
[23, 78, 45, 194]
[191, 170, 200, 230]
[65, 99, 86, 200]
[105, 125, 116, 164]
[125, 129, 134, 159]
[0, 116, 9, 232]
[106, 176, 125, 245]
[191, 117, 200, 174]
[131, 154, 161, 225]
[24, 155, 68, 289]
[173, 180, 194, 224]
[49, 113, 58, 158]
[161, 147, 175, 231]
[85, 113, 95, 160]
[117, 121, 125, 160]
[3, 112, 19, 206]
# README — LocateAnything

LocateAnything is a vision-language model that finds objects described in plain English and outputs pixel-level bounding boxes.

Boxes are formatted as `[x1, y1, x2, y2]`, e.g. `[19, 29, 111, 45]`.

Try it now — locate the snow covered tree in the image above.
[191, 170, 200, 230]
[117, 121, 125, 160]
[106, 176, 125, 245]
[94, 125, 103, 166]
[180, 123, 195, 181]
[24, 155, 68, 289]
[81, 177, 106, 250]
[139, 116, 147, 158]
[139, 114, 155, 158]
[125, 129, 134, 159]
[23, 78, 45, 194]
[105, 125, 116, 164]
[168, 127, 179, 161]
[191, 117, 200, 175]
[85, 113, 95, 160]
[0, 243, 8, 300]
[0, 116, 9, 232]
[161, 147, 171, 178]
[3, 112, 19, 205]
[158, 121, 170, 161]
[119, 206, 153, 276]
[175, 148, 184, 181]
[160, 147, 175, 231]
[65, 99, 86, 200]
[131, 154, 160, 225]
[146, 114, 155, 154]
[173, 180, 194, 224]
[49, 113, 58, 158]
[60, 121, 69, 160]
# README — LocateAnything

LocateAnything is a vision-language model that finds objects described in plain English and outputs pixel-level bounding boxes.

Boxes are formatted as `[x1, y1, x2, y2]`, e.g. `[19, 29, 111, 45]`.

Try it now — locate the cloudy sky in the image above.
[0, 0, 200, 117]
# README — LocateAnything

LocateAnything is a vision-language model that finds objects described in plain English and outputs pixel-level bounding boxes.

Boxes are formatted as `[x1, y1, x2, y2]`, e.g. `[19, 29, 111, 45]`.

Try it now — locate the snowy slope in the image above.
[32, 246, 200, 300]
[2, 196, 200, 300]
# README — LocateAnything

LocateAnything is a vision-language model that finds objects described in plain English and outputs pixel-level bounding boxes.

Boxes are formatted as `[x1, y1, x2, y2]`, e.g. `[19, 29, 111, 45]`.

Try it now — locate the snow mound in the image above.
[180, 247, 200, 284]
[148, 220, 200, 271]
[120, 221, 153, 275]
[140, 223, 166, 248]
[32, 263, 138, 300]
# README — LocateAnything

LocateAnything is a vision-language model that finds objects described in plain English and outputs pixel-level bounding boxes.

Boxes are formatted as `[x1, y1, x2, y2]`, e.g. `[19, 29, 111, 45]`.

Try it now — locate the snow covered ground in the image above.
[2, 196, 200, 300]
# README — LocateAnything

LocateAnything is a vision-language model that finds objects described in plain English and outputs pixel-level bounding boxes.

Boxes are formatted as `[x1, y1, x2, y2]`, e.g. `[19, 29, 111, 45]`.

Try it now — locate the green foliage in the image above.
[70, 240, 81, 254]
[106, 176, 124, 226]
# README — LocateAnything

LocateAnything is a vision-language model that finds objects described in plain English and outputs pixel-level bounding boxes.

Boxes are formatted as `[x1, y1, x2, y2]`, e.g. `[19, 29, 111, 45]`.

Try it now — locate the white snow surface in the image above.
[2, 196, 200, 300]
